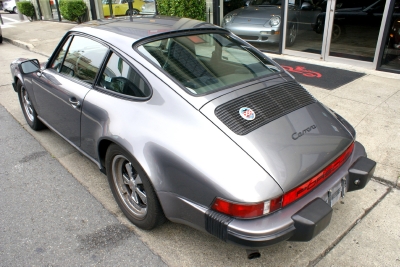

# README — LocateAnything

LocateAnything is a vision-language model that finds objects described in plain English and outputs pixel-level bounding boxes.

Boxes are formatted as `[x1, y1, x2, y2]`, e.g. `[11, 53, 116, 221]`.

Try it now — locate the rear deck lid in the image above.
[200, 79, 354, 192]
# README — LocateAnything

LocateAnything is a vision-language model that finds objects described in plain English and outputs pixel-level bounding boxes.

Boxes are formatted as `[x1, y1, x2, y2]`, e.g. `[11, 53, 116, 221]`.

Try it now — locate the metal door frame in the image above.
[282, 0, 392, 69]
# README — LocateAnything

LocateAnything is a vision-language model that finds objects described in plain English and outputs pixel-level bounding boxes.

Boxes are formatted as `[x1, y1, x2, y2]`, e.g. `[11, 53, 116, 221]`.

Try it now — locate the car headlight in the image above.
[224, 14, 233, 24]
[269, 16, 281, 27]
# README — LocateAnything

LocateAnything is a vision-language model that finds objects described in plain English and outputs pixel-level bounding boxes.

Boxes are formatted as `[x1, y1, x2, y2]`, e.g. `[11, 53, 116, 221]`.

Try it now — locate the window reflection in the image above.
[60, 36, 108, 84]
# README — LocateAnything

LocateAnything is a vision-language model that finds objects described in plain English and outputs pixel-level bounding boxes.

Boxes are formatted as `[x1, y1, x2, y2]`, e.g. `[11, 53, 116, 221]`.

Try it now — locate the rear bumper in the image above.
[222, 152, 375, 248]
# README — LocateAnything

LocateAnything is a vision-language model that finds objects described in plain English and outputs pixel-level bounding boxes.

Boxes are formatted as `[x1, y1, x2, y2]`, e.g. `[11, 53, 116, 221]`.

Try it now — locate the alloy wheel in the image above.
[21, 87, 34, 122]
[112, 155, 147, 218]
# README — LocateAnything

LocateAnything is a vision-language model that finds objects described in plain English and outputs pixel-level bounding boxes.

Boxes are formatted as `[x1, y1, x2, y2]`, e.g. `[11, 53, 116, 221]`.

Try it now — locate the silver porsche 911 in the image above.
[222, 0, 322, 47]
[10, 16, 375, 251]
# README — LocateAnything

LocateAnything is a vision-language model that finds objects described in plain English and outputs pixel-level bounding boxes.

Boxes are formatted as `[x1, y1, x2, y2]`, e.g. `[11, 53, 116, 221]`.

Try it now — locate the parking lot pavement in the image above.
[1, 22, 400, 266]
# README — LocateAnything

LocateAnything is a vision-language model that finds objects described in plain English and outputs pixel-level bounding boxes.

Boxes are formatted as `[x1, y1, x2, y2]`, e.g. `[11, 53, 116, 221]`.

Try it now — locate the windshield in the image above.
[250, 0, 281, 6]
[138, 33, 279, 95]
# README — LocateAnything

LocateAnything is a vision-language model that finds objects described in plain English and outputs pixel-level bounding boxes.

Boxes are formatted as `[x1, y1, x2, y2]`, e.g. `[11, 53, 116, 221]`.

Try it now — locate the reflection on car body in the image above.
[10, 16, 375, 253]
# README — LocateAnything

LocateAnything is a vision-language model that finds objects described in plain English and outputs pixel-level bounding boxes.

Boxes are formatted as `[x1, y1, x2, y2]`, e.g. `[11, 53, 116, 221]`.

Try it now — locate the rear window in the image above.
[137, 33, 279, 95]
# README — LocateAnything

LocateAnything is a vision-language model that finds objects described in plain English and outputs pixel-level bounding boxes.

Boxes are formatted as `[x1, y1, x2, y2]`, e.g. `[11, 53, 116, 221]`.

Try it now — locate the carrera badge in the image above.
[239, 107, 256, 121]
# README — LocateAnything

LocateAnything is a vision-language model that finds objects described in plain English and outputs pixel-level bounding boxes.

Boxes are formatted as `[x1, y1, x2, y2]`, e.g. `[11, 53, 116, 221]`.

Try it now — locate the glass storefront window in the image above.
[329, 0, 386, 62]
[221, 0, 282, 53]
[284, 0, 327, 53]
[379, 0, 400, 72]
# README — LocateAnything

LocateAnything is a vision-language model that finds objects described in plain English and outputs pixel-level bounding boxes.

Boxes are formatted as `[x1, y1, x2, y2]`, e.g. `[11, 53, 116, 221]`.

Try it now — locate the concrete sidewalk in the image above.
[1, 19, 400, 266]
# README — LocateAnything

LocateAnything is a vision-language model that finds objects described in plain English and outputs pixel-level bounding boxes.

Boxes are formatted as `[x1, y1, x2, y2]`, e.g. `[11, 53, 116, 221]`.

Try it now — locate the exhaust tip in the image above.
[246, 249, 261, 259]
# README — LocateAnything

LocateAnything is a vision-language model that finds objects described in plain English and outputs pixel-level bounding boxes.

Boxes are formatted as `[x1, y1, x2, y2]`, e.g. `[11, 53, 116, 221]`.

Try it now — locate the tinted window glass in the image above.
[98, 53, 151, 97]
[60, 36, 108, 84]
[51, 36, 72, 71]
[138, 33, 278, 95]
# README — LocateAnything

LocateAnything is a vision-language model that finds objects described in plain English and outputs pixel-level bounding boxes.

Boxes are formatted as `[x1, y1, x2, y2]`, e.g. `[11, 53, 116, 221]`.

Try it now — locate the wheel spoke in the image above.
[135, 174, 143, 185]
[24, 95, 31, 106]
[122, 173, 130, 185]
[131, 190, 139, 204]
[124, 162, 135, 181]
[136, 188, 147, 204]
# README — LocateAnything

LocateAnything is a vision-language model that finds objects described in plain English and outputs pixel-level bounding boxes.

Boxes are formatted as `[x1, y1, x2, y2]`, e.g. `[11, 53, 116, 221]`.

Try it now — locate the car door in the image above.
[80, 50, 152, 160]
[32, 34, 108, 147]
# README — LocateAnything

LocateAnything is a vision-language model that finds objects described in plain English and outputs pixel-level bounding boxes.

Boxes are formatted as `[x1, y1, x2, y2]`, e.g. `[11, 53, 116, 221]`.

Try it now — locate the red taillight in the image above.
[211, 196, 283, 218]
[211, 198, 264, 218]
[282, 142, 354, 207]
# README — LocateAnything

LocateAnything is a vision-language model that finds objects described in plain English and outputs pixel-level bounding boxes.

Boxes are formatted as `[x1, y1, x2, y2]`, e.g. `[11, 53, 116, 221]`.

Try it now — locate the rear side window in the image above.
[97, 53, 151, 98]
[58, 36, 108, 84]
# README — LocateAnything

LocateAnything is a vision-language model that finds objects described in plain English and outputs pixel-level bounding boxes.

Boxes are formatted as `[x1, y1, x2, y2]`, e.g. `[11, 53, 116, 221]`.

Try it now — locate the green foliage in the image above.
[157, 0, 206, 21]
[16, 1, 35, 21]
[59, 0, 87, 23]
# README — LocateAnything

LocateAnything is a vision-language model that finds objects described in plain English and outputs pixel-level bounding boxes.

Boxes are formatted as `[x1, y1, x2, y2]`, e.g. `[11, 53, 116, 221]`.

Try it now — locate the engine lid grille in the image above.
[214, 81, 316, 135]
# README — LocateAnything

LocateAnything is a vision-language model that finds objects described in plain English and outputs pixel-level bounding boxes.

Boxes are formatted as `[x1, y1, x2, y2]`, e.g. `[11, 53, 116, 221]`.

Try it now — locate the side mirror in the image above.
[19, 59, 40, 74]
[301, 2, 312, 10]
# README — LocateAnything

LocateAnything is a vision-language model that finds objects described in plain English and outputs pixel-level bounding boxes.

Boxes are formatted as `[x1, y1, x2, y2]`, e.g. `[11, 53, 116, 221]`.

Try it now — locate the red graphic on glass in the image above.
[281, 65, 322, 78]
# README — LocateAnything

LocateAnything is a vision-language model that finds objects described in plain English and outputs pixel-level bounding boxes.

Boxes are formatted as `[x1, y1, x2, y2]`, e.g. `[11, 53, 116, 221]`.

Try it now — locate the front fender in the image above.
[10, 58, 29, 92]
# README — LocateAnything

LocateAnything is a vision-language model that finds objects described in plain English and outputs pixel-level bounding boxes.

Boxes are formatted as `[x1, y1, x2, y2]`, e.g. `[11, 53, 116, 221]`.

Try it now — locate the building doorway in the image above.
[283, 0, 390, 68]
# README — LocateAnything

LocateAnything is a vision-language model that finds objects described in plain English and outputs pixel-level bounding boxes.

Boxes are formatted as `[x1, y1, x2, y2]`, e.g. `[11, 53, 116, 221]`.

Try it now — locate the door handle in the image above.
[69, 97, 81, 109]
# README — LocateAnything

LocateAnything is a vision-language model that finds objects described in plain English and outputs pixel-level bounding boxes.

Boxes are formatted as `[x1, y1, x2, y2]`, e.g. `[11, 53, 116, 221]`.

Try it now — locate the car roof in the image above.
[75, 15, 223, 42]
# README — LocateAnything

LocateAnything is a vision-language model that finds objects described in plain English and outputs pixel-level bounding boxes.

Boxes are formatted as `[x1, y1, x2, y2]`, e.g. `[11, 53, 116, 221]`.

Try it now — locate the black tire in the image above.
[17, 80, 46, 131]
[13, 6, 17, 13]
[286, 21, 298, 47]
[126, 9, 139, 15]
[106, 144, 166, 230]
[0, 35, 2, 44]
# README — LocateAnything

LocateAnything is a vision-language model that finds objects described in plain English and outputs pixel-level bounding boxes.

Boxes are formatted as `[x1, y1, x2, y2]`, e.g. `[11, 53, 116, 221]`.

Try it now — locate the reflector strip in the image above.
[282, 142, 355, 207]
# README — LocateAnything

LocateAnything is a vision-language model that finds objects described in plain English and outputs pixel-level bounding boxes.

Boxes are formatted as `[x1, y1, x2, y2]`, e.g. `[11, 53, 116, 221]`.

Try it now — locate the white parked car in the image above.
[3, 0, 17, 13]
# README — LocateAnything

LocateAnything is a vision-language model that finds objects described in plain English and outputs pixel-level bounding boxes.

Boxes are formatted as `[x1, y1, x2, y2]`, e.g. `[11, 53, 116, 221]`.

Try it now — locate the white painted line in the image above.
[2, 16, 20, 22]
[1, 24, 15, 28]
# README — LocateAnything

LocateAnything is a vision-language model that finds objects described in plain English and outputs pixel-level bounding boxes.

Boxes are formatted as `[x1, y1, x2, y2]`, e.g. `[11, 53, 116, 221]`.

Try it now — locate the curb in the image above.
[3, 37, 34, 51]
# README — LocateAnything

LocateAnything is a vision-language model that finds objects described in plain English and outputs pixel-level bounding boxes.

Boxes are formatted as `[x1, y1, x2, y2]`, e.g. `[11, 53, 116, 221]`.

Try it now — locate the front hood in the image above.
[231, 6, 281, 24]
[200, 79, 354, 192]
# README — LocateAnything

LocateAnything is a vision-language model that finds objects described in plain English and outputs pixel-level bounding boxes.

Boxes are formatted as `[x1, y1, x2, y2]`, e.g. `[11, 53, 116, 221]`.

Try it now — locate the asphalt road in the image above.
[0, 11, 28, 26]
[0, 44, 166, 266]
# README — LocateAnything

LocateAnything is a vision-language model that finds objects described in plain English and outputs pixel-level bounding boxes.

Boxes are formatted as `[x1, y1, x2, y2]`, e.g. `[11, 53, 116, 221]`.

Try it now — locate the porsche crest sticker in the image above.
[239, 107, 256, 121]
